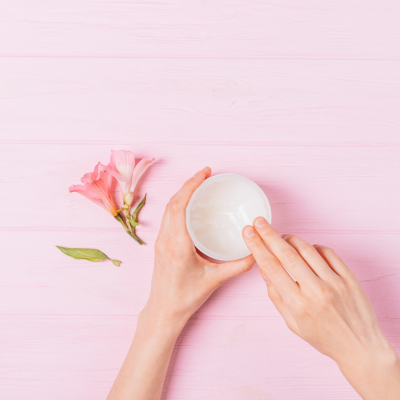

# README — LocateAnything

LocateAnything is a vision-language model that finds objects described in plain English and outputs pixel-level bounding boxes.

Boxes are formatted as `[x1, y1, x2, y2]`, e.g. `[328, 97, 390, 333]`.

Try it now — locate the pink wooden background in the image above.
[1, 1, 400, 399]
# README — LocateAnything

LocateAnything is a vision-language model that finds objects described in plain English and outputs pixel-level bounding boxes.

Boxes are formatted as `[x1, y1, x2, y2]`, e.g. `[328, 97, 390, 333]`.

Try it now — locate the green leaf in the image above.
[127, 217, 140, 229]
[124, 193, 147, 245]
[56, 246, 121, 267]
[110, 259, 121, 267]
[127, 225, 143, 245]
[132, 193, 147, 222]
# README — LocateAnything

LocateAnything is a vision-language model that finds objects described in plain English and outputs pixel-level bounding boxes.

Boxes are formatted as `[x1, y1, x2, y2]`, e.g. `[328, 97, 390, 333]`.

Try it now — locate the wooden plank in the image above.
[1, 230, 399, 318]
[0, 143, 399, 231]
[0, 58, 399, 143]
[0, 0, 399, 58]
[2, 1, 399, 398]
[2, 314, 395, 400]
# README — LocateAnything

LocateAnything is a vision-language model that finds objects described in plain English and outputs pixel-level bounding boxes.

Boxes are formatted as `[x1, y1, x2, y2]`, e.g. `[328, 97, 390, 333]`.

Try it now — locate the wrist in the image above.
[338, 339, 399, 373]
[138, 300, 189, 339]
[337, 341, 400, 400]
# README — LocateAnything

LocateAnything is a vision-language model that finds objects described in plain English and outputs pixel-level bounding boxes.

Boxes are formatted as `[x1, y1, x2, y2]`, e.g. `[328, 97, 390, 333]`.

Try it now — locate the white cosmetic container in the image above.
[186, 174, 272, 261]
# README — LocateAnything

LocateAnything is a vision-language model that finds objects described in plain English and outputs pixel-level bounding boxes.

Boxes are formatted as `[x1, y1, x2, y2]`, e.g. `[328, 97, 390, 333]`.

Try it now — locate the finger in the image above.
[261, 272, 300, 335]
[252, 217, 320, 287]
[282, 234, 340, 282]
[167, 167, 211, 235]
[174, 167, 212, 206]
[214, 254, 256, 283]
[313, 244, 357, 280]
[242, 225, 300, 300]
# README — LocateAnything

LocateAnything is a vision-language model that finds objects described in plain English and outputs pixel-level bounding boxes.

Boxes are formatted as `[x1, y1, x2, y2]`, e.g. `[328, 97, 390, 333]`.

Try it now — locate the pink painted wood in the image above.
[1, 1, 400, 399]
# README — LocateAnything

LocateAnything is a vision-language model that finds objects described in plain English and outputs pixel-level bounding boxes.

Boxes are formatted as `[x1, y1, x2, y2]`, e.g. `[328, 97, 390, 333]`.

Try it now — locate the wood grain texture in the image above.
[0, 315, 353, 400]
[1, 143, 399, 232]
[1, 58, 399, 143]
[1, 230, 400, 319]
[0, 0, 400, 58]
[1, 1, 400, 399]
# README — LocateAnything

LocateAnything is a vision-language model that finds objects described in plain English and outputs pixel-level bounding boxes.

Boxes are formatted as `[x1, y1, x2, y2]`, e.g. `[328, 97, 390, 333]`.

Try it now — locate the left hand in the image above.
[142, 167, 255, 327]
[107, 167, 255, 400]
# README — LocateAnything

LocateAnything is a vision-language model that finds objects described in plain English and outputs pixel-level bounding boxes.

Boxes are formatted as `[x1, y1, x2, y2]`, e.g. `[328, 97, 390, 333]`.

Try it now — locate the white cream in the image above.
[186, 174, 271, 261]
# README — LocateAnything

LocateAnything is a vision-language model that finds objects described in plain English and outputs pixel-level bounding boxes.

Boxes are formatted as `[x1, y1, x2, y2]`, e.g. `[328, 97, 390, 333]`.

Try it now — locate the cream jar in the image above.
[186, 174, 272, 261]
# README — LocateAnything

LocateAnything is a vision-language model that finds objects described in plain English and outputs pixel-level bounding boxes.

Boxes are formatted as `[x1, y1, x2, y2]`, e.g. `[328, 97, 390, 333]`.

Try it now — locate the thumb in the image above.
[214, 254, 256, 283]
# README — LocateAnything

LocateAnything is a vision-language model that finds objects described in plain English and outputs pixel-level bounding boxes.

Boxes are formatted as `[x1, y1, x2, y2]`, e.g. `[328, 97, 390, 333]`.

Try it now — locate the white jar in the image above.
[186, 174, 272, 261]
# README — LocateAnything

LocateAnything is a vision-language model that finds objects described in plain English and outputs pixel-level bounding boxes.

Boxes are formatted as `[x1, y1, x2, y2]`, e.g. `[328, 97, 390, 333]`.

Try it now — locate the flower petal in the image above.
[106, 150, 136, 198]
[100, 163, 128, 183]
[129, 157, 155, 194]
[69, 185, 114, 215]
[110, 150, 135, 183]
[69, 164, 118, 216]
[81, 172, 93, 184]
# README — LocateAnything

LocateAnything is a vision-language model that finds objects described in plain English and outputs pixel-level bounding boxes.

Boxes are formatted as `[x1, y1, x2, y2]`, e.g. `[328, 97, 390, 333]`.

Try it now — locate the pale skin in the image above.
[107, 167, 400, 400]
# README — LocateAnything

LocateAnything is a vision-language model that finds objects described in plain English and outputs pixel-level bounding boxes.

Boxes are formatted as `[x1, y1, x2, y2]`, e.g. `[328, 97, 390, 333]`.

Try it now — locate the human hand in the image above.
[109, 168, 255, 400]
[142, 167, 255, 328]
[242, 217, 400, 400]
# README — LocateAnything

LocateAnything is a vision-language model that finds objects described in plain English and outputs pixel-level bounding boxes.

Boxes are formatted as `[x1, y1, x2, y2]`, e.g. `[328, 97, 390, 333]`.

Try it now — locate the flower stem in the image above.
[115, 213, 143, 245]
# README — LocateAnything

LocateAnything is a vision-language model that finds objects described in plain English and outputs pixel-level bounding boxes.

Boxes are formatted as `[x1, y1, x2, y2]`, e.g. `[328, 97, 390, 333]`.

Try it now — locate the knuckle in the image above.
[346, 272, 360, 289]
[286, 322, 297, 334]
[281, 247, 298, 265]
[241, 259, 253, 273]
[154, 239, 166, 254]
[261, 226, 276, 239]
[268, 288, 280, 303]
[282, 234, 296, 242]
[299, 244, 315, 259]
[235, 258, 252, 275]
[292, 296, 307, 316]
[192, 173, 203, 182]
[317, 286, 334, 308]
[168, 198, 182, 215]
[260, 269, 268, 281]
[263, 259, 282, 276]
[335, 279, 347, 294]
[321, 246, 335, 258]
[169, 193, 179, 202]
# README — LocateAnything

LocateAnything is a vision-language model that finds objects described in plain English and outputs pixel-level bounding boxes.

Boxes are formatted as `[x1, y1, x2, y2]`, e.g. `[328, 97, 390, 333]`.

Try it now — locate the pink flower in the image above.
[103, 150, 155, 207]
[69, 163, 118, 216]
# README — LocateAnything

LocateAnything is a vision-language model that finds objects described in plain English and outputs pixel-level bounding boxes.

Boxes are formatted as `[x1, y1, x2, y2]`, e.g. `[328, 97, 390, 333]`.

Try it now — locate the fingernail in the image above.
[254, 217, 267, 228]
[243, 226, 255, 238]
[193, 170, 202, 178]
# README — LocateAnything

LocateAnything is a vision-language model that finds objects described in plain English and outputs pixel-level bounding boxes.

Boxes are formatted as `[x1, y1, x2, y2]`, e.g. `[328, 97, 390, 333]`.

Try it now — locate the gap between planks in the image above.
[2, 227, 400, 234]
[1, 314, 398, 321]
[2, 140, 400, 147]
[0, 226, 400, 235]
[1, 55, 400, 61]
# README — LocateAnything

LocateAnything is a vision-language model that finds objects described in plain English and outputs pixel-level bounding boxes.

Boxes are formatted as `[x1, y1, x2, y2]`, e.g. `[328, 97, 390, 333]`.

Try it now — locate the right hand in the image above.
[242, 216, 400, 400]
